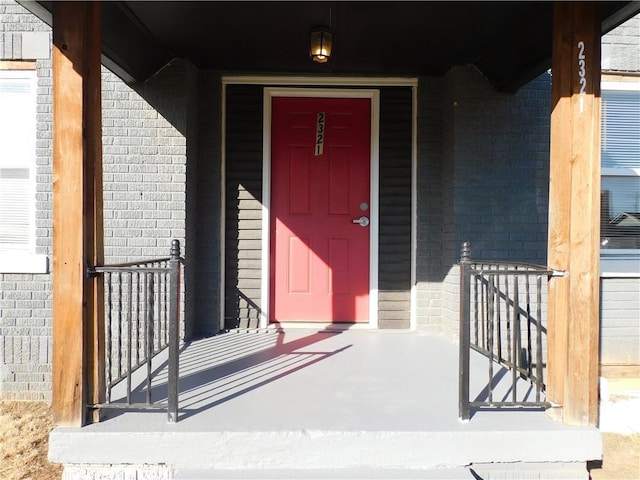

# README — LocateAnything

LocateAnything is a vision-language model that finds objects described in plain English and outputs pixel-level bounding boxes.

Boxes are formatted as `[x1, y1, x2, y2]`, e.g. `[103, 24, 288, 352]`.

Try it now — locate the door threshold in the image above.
[267, 322, 375, 331]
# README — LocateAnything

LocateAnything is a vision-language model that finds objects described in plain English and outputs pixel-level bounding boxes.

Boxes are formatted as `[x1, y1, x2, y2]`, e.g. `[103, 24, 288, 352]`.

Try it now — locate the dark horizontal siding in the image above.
[225, 84, 264, 329]
[378, 87, 413, 329]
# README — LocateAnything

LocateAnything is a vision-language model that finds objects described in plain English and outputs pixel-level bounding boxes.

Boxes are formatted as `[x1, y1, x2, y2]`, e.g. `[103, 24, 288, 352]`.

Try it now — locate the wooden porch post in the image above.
[547, 1, 601, 426]
[52, 1, 104, 427]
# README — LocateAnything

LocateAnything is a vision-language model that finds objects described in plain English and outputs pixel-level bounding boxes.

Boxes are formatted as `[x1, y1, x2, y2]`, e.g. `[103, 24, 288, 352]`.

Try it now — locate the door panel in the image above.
[270, 97, 371, 322]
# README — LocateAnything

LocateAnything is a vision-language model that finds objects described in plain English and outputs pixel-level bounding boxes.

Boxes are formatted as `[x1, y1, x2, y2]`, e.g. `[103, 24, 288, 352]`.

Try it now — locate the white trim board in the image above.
[223, 76, 417, 87]
[219, 82, 228, 333]
[410, 79, 418, 331]
[0, 253, 49, 274]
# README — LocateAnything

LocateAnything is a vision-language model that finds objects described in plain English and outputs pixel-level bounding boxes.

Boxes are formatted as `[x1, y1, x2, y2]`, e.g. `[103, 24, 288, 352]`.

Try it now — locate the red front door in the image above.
[270, 96, 371, 323]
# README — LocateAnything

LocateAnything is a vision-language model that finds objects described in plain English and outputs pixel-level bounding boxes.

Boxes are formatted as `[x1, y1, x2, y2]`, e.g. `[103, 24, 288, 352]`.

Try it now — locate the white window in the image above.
[0, 68, 48, 273]
[600, 81, 640, 276]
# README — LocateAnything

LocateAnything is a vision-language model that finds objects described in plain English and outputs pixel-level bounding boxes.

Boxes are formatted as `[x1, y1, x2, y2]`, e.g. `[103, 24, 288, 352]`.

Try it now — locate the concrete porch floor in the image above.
[49, 329, 602, 479]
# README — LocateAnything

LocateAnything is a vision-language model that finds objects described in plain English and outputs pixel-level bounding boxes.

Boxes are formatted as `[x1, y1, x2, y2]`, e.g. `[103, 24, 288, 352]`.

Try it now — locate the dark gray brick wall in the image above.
[416, 76, 445, 332]
[449, 66, 551, 264]
[415, 66, 552, 336]
[190, 70, 222, 337]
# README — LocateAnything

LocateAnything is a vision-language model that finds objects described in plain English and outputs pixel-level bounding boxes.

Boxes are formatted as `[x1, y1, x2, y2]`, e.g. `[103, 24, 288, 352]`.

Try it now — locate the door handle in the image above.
[352, 216, 370, 227]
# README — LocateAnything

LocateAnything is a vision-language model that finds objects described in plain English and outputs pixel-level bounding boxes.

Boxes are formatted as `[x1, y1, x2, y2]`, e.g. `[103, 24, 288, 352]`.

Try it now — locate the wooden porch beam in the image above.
[547, 1, 601, 426]
[52, 1, 104, 427]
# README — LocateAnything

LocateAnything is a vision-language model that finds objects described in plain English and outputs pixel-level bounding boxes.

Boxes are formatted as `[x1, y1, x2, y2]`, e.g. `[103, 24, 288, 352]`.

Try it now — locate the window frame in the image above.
[0, 65, 48, 274]
[600, 78, 640, 278]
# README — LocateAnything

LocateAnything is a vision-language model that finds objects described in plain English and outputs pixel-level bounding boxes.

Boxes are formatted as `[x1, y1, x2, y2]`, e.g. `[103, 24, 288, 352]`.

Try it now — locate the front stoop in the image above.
[469, 462, 591, 480]
[50, 332, 602, 480]
[173, 464, 590, 479]
[51, 428, 600, 480]
[59, 463, 592, 480]
[61, 466, 472, 480]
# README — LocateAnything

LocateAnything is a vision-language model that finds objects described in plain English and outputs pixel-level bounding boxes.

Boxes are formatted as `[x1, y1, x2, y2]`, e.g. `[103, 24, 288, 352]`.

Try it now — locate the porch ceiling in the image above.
[28, 1, 640, 92]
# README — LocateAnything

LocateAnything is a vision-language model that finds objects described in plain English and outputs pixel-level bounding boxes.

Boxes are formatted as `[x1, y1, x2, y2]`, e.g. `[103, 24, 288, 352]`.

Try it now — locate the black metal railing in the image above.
[88, 239, 183, 422]
[459, 242, 561, 420]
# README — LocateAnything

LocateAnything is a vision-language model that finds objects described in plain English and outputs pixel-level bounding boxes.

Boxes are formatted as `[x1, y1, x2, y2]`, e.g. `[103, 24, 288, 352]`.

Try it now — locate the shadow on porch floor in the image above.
[49, 329, 601, 477]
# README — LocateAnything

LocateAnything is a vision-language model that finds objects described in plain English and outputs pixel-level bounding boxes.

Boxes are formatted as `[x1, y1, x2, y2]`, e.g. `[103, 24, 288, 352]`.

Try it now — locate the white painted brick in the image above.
[61, 464, 170, 480]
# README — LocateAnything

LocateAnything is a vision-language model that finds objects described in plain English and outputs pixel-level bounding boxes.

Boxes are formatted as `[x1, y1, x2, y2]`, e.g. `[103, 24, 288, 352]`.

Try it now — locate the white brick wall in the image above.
[601, 278, 640, 366]
[61, 464, 170, 480]
[602, 14, 640, 72]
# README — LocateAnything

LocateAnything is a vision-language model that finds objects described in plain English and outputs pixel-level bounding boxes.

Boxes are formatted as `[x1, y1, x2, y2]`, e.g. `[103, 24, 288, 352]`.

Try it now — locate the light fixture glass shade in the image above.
[310, 28, 333, 63]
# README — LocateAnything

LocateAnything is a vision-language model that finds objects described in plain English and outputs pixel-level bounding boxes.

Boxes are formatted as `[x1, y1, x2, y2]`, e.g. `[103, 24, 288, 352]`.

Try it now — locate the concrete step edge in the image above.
[173, 467, 474, 479]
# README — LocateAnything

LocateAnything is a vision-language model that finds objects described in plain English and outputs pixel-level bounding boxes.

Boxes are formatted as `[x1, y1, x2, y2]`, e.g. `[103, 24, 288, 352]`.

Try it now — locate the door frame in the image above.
[221, 76, 418, 333]
[263, 88, 380, 328]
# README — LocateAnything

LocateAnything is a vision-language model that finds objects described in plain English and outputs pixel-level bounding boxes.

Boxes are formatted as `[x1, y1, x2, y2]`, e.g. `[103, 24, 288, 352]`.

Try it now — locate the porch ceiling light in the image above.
[310, 27, 333, 63]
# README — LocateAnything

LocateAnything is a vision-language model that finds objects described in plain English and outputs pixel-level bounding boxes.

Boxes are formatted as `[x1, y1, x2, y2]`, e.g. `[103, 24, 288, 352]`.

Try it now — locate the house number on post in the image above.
[577, 41, 587, 114]
[315, 112, 325, 156]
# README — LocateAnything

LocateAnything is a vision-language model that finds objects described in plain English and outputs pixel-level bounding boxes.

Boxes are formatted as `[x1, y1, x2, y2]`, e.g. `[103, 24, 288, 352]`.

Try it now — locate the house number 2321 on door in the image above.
[315, 112, 325, 156]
